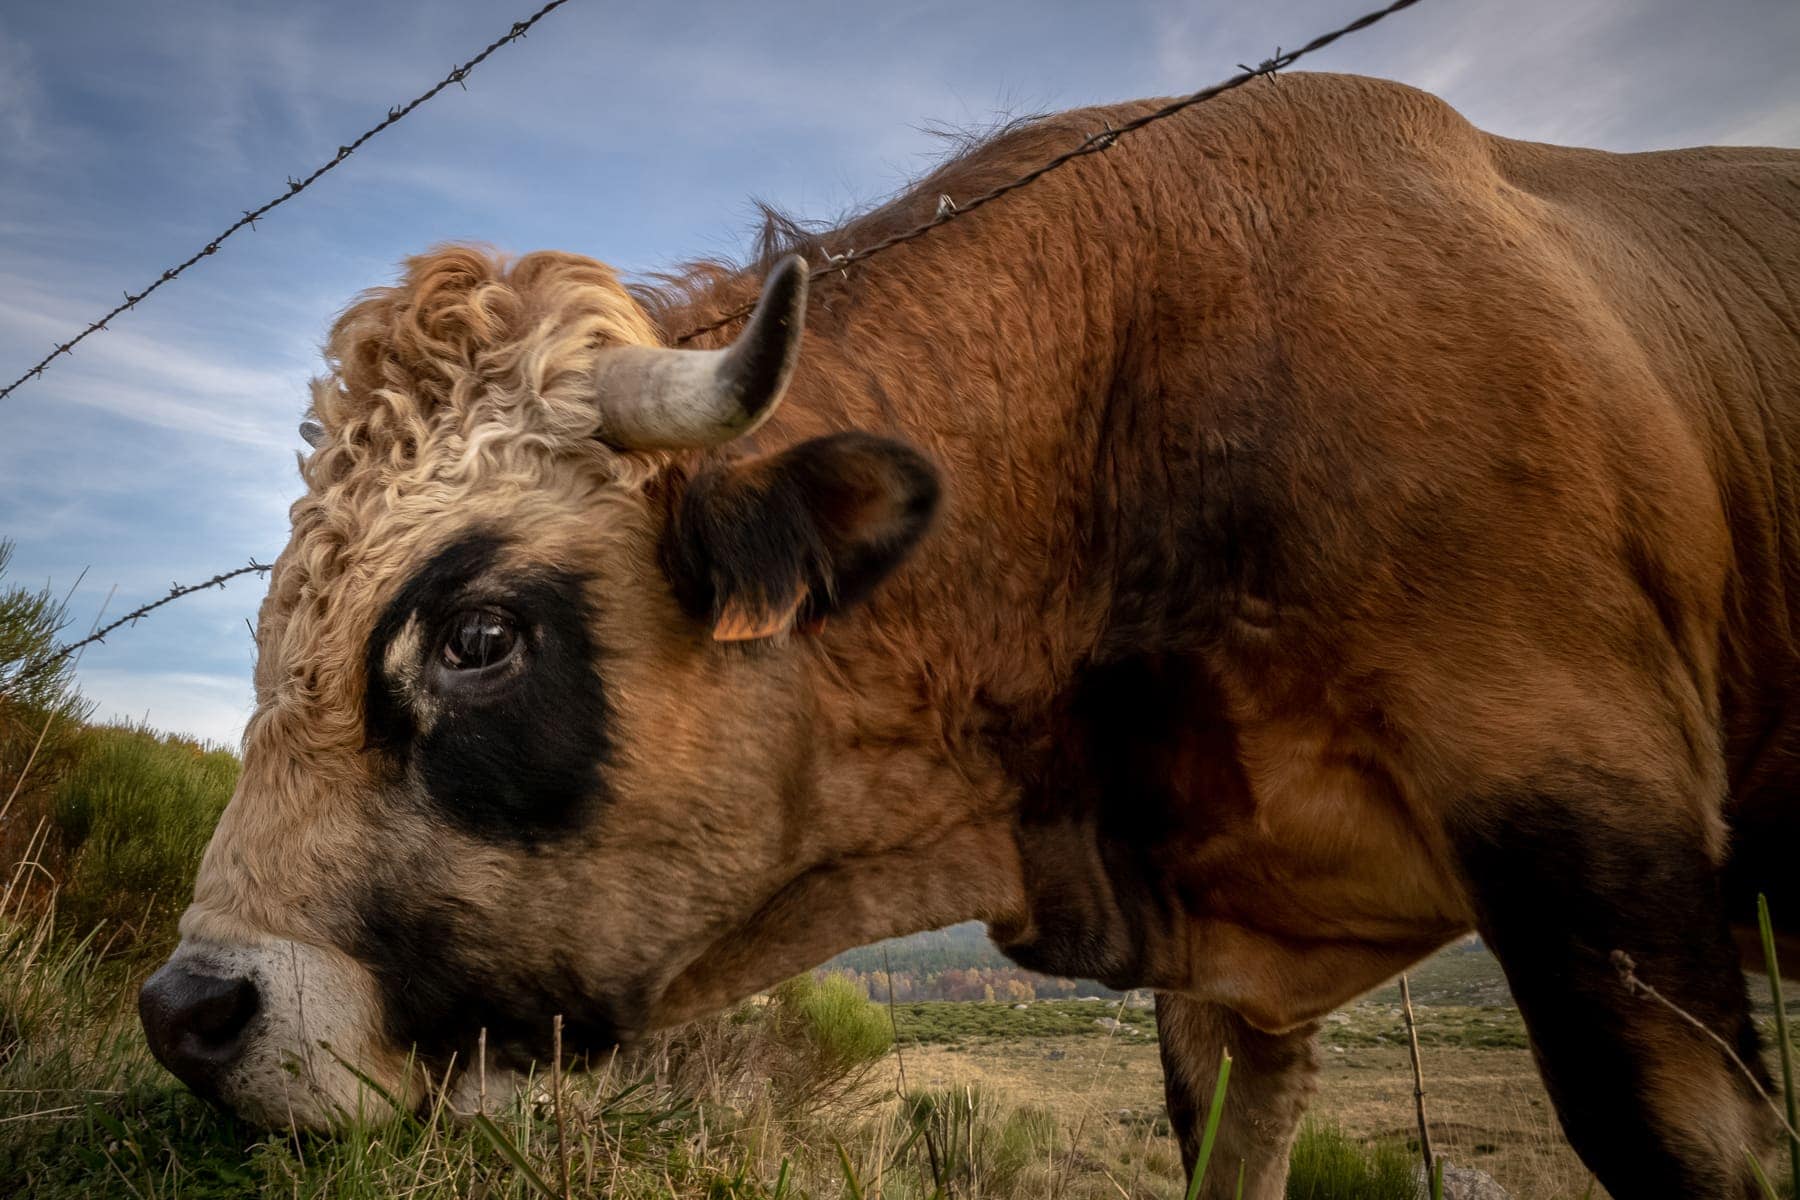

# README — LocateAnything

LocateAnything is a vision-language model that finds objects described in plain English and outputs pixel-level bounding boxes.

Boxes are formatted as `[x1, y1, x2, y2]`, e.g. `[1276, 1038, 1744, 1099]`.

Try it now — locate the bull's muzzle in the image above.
[138, 961, 262, 1100]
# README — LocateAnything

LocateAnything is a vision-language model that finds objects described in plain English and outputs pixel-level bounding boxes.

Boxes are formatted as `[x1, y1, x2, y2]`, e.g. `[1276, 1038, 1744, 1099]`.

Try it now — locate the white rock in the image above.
[1414, 1163, 1511, 1200]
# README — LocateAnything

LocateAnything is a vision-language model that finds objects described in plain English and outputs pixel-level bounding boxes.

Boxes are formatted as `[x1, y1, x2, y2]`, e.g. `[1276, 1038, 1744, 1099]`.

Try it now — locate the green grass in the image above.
[1284, 1121, 1417, 1199]
[0, 932, 895, 1200]
[889, 999, 1157, 1046]
[1319, 1004, 1529, 1052]
[0, 946, 1172, 1200]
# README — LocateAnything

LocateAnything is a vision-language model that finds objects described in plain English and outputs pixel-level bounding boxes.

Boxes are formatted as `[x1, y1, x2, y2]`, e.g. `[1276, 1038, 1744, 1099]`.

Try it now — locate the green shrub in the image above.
[771, 972, 894, 1073]
[0, 539, 93, 873]
[1285, 1121, 1416, 1199]
[50, 723, 237, 955]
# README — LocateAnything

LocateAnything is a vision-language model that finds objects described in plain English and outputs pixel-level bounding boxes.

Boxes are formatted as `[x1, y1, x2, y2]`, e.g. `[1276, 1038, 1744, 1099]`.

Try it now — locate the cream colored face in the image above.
[147, 483, 830, 1126]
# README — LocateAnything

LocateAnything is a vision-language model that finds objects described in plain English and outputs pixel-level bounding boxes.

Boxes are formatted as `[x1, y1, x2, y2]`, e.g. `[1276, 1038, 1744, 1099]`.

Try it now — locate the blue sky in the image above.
[1, 0, 1796, 745]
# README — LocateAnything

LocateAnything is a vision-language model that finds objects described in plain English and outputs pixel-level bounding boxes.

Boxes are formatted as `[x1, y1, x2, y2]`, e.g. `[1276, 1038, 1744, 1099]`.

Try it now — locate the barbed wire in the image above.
[3, 563, 270, 698]
[7, 0, 1427, 676]
[0, 0, 575, 404]
[674, 0, 1425, 344]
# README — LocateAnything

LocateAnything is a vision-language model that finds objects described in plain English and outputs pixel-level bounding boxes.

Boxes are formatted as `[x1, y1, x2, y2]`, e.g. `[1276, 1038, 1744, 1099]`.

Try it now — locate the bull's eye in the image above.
[441, 609, 519, 672]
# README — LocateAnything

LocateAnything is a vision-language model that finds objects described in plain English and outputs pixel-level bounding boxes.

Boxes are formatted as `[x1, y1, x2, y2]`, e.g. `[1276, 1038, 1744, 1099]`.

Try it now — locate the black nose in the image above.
[138, 962, 260, 1098]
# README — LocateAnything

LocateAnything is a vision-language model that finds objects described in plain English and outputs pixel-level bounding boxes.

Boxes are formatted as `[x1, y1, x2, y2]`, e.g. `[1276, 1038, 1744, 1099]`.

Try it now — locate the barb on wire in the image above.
[0, 0, 575, 404]
[3, 562, 271, 697]
[675, 0, 1424, 345]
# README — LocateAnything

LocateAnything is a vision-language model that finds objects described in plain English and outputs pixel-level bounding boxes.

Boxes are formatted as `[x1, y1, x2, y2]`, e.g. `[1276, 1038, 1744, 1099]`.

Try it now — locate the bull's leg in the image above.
[1156, 993, 1318, 1200]
[1451, 771, 1777, 1198]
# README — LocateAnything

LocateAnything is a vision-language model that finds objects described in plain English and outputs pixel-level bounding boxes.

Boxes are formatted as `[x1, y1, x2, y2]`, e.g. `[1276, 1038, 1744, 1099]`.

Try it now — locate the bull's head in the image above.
[136, 248, 1006, 1126]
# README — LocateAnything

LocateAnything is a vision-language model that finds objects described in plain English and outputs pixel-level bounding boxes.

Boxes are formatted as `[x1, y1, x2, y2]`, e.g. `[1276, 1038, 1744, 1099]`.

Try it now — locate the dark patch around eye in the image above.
[364, 530, 610, 845]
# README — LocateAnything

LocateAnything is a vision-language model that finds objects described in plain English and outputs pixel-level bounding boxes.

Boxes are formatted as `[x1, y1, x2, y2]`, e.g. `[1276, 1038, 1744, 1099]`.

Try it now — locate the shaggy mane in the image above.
[631, 110, 1072, 345]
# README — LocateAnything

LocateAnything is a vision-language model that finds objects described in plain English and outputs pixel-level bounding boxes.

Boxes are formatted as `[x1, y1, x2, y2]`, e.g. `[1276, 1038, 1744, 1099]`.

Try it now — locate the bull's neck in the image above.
[769, 245, 1129, 709]
[746, 242, 1142, 949]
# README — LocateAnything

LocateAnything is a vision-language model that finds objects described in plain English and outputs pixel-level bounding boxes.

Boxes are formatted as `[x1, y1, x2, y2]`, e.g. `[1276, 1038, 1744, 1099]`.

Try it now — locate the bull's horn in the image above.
[299, 418, 324, 447]
[592, 254, 810, 450]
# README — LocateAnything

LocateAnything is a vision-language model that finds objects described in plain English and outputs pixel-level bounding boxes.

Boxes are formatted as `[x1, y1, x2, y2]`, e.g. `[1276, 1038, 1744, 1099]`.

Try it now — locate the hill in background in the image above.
[828, 921, 1512, 1007]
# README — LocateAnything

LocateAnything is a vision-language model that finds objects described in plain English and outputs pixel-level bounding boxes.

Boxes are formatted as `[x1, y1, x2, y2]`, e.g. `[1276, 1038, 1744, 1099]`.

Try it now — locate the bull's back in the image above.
[1349, 86, 1800, 919]
[1496, 139, 1800, 875]
[1124, 77, 1800, 925]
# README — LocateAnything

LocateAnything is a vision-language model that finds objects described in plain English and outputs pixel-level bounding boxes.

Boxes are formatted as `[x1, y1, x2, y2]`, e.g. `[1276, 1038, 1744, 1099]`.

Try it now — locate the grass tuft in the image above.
[1283, 1121, 1417, 1199]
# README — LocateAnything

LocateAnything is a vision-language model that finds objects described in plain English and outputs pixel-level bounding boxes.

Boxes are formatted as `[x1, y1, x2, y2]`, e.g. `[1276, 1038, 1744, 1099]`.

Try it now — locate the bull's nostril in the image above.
[184, 975, 258, 1047]
[138, 963, 261, 1098]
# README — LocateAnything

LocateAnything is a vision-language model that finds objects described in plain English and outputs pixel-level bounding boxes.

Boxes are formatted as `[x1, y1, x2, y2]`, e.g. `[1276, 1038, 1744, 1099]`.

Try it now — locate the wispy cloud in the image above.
[0, 279, 308, 447]
[0, 31, 42, 159]
[76, 668, 255, 750]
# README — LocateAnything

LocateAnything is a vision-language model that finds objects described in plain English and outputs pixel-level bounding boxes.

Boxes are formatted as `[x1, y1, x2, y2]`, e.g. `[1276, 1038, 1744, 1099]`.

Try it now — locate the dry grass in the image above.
[905, 1028, 1599, 1198]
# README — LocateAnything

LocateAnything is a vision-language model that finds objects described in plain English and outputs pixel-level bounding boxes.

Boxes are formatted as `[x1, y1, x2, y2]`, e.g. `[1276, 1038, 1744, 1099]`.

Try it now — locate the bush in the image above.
[50, 723, 237, 956]
[1284, 1121, 1417, 1199]
[0, 540, 92, 876]
[771, 972, 894, 1074]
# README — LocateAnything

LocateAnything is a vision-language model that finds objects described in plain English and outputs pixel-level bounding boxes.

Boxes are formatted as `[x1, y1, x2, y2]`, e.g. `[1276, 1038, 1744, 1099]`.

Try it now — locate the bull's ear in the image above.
[662, 432, 940, 642]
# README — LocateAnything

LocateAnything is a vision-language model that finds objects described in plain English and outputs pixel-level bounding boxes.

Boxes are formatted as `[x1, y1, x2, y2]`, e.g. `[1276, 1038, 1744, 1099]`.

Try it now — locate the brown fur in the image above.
[164, 74, 1800, 1194]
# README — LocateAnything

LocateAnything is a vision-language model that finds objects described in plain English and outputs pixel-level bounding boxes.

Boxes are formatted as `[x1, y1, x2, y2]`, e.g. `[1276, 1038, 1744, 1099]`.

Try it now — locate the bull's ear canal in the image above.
[661, 432, 941, 642]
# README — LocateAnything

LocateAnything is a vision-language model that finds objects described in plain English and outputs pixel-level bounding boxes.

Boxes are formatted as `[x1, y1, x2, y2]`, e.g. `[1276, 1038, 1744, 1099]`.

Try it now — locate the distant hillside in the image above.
[824, 922, 1125, 1002]
[1365, 937, 1511, 1007]
[827, 924, 1514, 1008]
[828, 922, 1009, 975]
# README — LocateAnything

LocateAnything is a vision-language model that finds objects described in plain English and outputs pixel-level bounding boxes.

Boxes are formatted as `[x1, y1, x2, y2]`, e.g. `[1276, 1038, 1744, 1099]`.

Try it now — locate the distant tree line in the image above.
[824, 923, 1124, 1003]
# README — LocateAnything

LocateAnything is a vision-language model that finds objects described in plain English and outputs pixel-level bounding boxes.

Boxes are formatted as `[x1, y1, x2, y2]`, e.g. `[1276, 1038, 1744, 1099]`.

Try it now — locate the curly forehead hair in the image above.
[308, 245, 664, 479]
[249, 247, 669, 749]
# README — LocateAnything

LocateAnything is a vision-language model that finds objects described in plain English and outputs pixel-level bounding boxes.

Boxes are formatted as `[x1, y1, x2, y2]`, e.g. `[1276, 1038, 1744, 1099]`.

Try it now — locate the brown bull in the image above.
[137, 74, 1800, 1197]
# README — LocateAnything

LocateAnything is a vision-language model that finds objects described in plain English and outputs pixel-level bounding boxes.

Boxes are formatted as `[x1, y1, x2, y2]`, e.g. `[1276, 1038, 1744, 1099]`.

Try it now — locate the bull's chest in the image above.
[990, 656, 1473, 1030]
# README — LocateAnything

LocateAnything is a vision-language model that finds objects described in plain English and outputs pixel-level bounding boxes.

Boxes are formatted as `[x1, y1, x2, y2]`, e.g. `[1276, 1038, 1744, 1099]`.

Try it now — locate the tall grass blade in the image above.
[1759, 894, 1799, 1193]
[834, 1137, 866, 1200]
[1748, 1147, 1781, 1200]
[316, 1040, 417, 1130]
[1184, 1049, 1232, 1200]
[471, 1111, 564, 1199]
